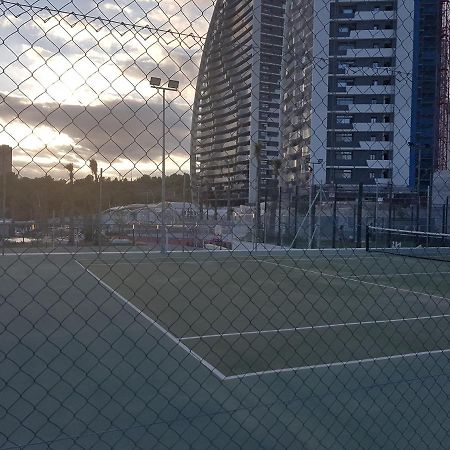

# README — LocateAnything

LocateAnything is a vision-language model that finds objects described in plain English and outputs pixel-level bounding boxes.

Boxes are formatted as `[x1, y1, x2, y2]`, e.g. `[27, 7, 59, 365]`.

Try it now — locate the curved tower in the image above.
[190, 0, 285, 208]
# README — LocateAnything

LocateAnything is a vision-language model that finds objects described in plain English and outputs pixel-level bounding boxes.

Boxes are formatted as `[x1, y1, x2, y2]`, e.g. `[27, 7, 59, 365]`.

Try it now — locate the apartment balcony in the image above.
[375, 178, 391, 185]
[367, 159, 391, 169]
[343, 66, 393, 77]
[344, 85, 393, 95]
[347, 29, 395, 40]
[352, 11, 395, 21]
[352, 122, 392, 132]
[343, 48, 394, 59]
[359, 140, 392, 150]
[347, 103, 392, 114]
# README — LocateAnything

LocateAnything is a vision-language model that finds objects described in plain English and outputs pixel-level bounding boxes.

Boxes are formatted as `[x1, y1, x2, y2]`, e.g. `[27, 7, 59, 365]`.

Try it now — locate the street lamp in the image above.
[149, 76, 180, 254]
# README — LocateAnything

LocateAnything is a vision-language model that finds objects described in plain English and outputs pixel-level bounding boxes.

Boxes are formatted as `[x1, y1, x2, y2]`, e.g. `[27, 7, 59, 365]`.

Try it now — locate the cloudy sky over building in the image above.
[0, 0, 214, 179]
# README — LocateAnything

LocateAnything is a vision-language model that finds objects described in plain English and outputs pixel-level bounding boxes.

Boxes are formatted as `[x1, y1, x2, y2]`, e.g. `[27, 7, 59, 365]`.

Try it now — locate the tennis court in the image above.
[2, 249, 450, 448]
[76, 250, 450, 380]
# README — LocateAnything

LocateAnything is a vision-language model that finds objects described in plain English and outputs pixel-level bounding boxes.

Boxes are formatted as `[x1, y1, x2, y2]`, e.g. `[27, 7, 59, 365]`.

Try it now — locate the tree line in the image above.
[0, 170, 191, 222]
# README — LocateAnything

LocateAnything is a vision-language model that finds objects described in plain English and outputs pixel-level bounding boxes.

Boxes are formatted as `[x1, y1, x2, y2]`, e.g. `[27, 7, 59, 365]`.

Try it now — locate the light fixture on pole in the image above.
[149, 76, 180, 254]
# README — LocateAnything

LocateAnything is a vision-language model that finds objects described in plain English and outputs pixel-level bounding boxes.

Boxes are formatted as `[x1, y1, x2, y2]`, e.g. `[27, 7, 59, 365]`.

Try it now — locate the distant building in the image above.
[190, 0, 286, 207]
[281, 0, 441, 189]
[0, 145, 12, 174]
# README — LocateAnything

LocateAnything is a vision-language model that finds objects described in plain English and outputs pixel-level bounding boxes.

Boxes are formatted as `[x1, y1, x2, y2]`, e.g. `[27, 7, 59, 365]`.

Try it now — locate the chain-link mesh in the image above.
[1, 0, 450, 448]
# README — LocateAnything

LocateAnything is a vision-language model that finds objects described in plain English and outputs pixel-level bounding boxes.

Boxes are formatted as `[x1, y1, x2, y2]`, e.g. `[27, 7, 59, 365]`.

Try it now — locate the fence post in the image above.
[332, 184, 337, 248]
[356, 183, 363, 248]
[309, 184, 316, 249]
[277, 186, 282, 246]
[293, 185, 298, 249]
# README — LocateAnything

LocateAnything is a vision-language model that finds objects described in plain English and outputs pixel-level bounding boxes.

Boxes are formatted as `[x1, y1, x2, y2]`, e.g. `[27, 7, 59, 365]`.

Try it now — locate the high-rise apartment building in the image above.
[190, 0, 285, 207]
[281, 0, 439, 189]
[0, 145, 12, 175]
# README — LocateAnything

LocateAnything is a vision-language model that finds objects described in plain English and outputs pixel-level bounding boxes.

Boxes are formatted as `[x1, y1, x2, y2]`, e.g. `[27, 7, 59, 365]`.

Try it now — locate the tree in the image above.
[89, 159, 98, 182]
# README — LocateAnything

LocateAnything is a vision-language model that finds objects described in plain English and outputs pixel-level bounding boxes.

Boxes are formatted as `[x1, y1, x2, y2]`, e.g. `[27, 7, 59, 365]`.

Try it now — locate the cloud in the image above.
[0, 0, 214, 179]
[0, 92, 192, 178]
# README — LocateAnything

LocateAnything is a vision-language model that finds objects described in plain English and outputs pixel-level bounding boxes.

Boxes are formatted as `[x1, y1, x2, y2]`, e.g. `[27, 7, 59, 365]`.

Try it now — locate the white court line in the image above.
[75, 261, 227, 381]
[346, 271, 450, 279]
[81, 261, 207, 267]
[181, 314, 450, 342]
[76, 254, 389, 266]
[257, 260, 450, 303]
[224, 348, 450, 380]
[0, 250, 151, 257]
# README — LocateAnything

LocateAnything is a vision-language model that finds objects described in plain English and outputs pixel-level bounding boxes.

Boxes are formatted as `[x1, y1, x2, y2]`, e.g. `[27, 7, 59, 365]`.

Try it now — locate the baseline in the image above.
[224, 348, 450, 380]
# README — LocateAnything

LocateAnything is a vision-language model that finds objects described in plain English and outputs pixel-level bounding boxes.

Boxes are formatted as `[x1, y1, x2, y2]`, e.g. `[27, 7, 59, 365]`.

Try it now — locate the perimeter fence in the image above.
[1, 1, 450, 449]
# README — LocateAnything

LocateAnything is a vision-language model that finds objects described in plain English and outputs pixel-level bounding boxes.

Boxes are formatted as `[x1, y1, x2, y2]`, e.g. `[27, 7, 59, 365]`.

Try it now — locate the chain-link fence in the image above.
[1, 1, 450, 448]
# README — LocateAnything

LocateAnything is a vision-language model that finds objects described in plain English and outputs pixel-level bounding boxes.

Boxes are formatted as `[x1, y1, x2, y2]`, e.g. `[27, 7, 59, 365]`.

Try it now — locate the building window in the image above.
[336, 97, 354, 106]
[337, 151, 352, 160]
[338, 43, 355, 52]
[338, 61, 354, 70]
[336, 169, 352, 179]
[338, 79, 354, 88]
[336, 115, 352, 125]
[337, 133, 353, 143]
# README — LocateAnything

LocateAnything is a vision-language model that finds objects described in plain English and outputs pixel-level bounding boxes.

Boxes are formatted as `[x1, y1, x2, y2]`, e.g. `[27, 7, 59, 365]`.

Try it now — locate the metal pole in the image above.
[287, 189, 291, 239]
[308, 165, 314, 247]
[98, 168, 103, 253]
[374, 183, 378, 227]
[446, 196, 449, 233]
[293, 185, 298, 248]
[317, 184, 322, 248]
[182, 173, 186, 252]
[416, 146, 421, 231]
[427, 184, 431, 234]
[356, 182, 363, 248]
[161, 88, 167, 254]
[264, 189, 268, 243]
[277, 185, 282, 246]
[332, 184, 337, 248]
[2, 162, 5, 255]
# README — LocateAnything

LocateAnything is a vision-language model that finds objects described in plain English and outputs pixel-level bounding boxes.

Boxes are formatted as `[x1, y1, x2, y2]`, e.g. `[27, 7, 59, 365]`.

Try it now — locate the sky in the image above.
[0, 0, 215, 179]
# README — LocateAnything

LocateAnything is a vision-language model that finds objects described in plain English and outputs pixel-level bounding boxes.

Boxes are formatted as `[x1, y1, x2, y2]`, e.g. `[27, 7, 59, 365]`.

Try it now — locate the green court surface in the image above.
[1, 250, 450, 448]
[77, 251, 450, 379]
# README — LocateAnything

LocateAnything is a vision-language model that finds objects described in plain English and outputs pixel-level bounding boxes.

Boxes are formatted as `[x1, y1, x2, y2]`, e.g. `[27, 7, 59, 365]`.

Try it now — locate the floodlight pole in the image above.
[2, 160, 5, 255]
[149, 78, 179, 254]
[161, 87, 167, 254]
